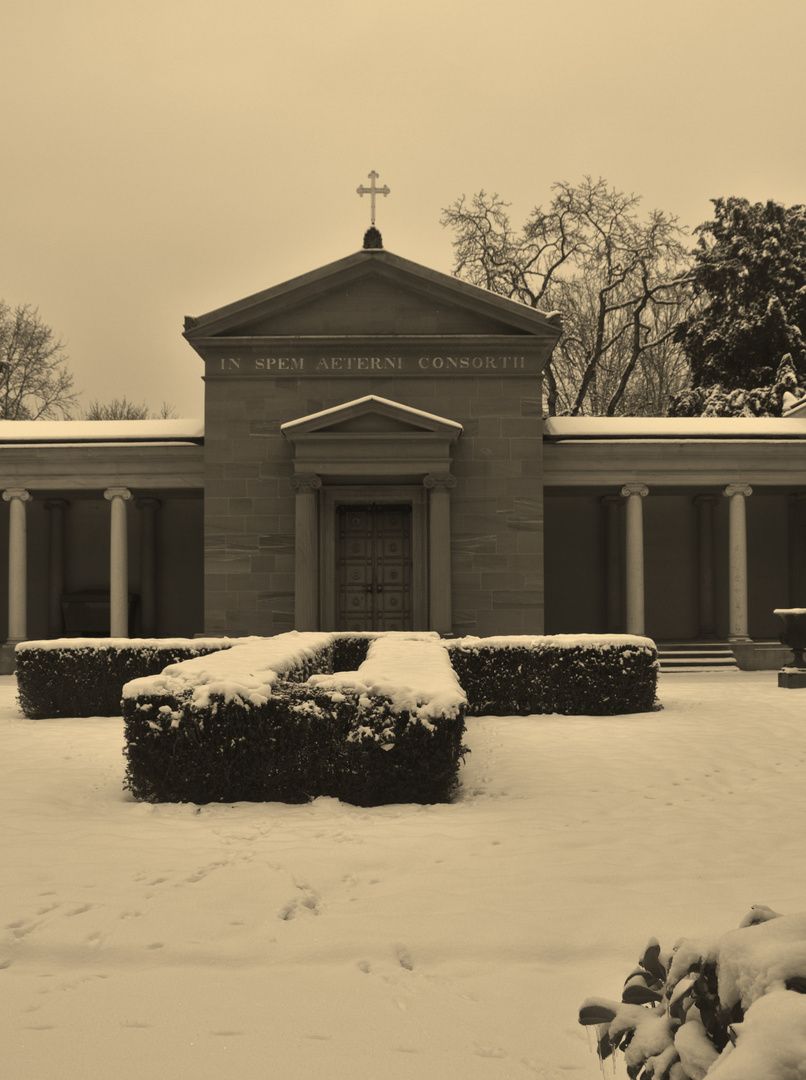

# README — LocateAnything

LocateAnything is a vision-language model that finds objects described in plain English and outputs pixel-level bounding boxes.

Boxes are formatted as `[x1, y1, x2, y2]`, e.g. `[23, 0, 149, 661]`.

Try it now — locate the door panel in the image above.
[337, 504, 412, 631]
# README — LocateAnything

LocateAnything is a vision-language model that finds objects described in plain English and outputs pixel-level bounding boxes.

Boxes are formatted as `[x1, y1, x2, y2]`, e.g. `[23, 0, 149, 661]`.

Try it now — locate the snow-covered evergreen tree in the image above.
[669, 354, 801, 418]
[679, 197, 806, 392]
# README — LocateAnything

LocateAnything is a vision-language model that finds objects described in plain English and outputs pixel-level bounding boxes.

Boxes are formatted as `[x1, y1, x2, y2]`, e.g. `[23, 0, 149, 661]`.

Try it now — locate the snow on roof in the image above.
[544, 416, 806, 440]
[0, 419, 204, 445]
[5, 414, 806, 449]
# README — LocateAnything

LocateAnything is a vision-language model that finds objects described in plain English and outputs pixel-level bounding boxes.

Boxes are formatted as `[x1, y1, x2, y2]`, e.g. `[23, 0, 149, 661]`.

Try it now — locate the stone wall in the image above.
[203, 371, 544, 637]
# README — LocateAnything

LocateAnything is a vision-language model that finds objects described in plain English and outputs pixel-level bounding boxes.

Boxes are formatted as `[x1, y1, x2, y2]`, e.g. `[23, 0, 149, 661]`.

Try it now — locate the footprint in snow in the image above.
[278, 886, 320, 920]
[395, 944, 414, 971]
[475, 1044, 507, 1058]
[66, 904, 92, 917]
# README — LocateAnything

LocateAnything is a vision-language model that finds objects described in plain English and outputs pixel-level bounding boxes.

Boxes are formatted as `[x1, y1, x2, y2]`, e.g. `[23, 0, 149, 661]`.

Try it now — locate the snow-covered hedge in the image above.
[446, 634, 658, 715]
[17, 630, 657, 721]
[122, 633, 468, 806]
[15, 638, 252, 719]
[579, 905, 806, 1079]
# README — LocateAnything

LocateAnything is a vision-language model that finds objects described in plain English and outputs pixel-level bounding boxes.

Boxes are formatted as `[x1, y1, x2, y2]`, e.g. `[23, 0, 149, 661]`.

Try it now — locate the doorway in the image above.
[336, 503, 412, 631]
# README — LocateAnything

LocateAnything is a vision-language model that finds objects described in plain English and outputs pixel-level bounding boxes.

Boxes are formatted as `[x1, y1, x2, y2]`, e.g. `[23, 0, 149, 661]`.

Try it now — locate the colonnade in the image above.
[0, 476, 775, 651]
[2, 487, 160, 657]
[608, 482, 753, 639]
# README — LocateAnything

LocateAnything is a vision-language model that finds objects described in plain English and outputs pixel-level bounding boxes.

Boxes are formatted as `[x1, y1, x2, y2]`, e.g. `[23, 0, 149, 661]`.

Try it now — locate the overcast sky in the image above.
[3, 0, 806, 418]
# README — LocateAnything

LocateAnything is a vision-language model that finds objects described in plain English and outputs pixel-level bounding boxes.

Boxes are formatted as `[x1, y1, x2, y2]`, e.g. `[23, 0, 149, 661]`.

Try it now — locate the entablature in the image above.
[0, 444, 204, 491]
[543, 438, 806, 489]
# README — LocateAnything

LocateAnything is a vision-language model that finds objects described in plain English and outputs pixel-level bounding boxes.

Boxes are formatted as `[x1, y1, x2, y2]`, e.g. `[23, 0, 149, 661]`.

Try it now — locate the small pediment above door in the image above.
[282, 396, 461, 480]
[281, 395, 463, 438]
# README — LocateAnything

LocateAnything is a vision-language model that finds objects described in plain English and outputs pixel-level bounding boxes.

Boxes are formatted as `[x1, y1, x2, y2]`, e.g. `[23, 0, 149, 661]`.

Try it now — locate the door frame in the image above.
[320, 485, 428, 631]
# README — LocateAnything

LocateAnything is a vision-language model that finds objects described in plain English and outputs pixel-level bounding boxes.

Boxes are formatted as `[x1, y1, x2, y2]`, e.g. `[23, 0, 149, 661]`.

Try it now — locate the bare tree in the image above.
[82, 397, 177, 420]
[0, 302, 78, 419]
[441, 178, 694, 415]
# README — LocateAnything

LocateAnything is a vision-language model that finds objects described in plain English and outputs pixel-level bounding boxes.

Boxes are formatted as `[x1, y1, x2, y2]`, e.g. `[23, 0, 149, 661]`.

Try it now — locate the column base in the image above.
[0, 640, 22, 675]
[779, 669, 806, 689]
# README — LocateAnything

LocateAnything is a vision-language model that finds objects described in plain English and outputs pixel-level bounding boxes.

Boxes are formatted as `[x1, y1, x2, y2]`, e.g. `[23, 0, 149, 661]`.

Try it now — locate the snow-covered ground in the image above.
[2, 671, 805, 1079]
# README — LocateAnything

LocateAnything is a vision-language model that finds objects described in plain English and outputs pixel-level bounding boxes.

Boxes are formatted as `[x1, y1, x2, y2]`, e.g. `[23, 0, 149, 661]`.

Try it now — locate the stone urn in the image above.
[774, 608, 806, 687]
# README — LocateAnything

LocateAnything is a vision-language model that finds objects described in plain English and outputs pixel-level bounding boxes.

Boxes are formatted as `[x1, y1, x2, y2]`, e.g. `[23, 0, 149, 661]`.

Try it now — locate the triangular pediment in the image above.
[281, 396, 463, 439]
[184, 249, 561, 341]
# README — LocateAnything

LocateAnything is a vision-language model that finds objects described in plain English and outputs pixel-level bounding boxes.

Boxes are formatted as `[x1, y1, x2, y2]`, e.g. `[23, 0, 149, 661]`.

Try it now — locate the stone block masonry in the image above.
[203, 372, 544, 638]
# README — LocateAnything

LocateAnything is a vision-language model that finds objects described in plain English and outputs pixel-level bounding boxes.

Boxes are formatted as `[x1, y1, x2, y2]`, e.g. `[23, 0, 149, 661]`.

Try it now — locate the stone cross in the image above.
[356, 171, 390, 226]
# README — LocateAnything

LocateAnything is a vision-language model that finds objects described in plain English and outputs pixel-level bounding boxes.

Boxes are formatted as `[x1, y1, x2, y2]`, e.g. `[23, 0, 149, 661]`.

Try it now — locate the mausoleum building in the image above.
[3, 240, 806, 671]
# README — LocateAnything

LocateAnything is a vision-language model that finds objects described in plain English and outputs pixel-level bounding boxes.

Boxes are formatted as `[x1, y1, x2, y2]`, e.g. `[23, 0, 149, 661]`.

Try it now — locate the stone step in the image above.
[657, 643, 740, 673]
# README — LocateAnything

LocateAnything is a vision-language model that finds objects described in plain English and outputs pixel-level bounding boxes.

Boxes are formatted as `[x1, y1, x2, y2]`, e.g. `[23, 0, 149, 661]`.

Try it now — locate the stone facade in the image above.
[185, 247, 559, 637]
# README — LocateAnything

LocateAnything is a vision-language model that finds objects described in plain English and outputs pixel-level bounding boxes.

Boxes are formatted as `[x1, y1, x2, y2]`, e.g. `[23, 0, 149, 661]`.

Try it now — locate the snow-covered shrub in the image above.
[447, 634, 658, 715]
[579, 906, 806, 1078]
[15, 638, 242, 719]
[122, 633, 468, 806]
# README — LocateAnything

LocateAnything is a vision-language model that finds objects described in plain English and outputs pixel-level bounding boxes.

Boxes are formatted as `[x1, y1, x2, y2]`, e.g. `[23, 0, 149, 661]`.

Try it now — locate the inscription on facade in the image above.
[216, 354, 530, 374]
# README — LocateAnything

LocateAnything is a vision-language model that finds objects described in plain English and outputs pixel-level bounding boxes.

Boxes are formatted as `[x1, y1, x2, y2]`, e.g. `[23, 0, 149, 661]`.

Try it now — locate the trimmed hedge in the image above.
[123, 683, 466, 807]
[17, 632, 657, 721]
[122, 633, 467, 806]
[17, 631, 658, 806]
[446, 634, 658, 716]
[15, 638, 246, 719]
[331, 632, 374, 673]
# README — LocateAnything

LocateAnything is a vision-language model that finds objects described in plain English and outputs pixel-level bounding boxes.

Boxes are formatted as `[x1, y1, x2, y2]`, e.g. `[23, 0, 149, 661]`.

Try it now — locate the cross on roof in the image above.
[356, 171, 390, 227]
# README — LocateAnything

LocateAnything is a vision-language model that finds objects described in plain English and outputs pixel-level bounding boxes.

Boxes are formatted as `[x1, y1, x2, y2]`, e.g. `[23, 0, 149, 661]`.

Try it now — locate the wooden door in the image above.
[336, 504, 412, 631]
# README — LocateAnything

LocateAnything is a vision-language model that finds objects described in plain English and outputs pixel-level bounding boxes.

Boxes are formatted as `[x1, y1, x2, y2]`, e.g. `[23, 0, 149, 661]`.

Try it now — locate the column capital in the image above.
[601, 494, 624, 506]
[104, 486, 132, 502]
[620, 483, 648, 499]
[291, 473, 322, 492]
[135, 497, 161, 511]
[723, 483, 752, 499]
[693, 493, 717, 506]
[3, 488, 32, 503]
[423, 473, 457, 492]
[44, 498, 69, 511]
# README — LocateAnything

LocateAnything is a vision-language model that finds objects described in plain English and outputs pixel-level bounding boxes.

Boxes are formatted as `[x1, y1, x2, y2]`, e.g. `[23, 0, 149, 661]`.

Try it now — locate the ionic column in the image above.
[44, 499, 69, 637]
[601, 495, 623, 633]
[621, 484, 648, 636]
[723, 483, 752, 641]
[104, 487, 132, 637]
[787, 494, 806, 606]
[693, 495, 717, 639]
[136, 499, 160, 637]
[424, 473, 456, 634]
[291, 474, 321, 631]
[3, 488, 33, 645]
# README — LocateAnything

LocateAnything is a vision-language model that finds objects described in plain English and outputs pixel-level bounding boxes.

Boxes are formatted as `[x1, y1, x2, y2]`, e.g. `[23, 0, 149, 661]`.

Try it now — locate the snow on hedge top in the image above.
[122, 632, 333, 707]
[308, 633, 467, 720]
[17, 637, 254, 653]
[450, 633, 656, 652]
[120, 631, 649, 712]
